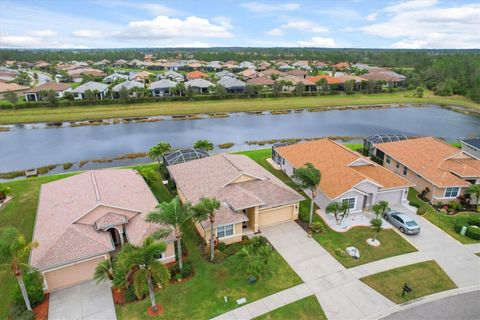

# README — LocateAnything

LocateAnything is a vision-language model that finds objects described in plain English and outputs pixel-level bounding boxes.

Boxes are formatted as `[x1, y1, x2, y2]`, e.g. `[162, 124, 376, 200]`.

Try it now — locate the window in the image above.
[444, 187, 460, 198]
[217, 224, 234, 238]
[342, 197, 356, 210]
[403, 167, 408, 176]
[386, 155, 391, 164]
[155, 252, 164, 260]
[396, 161, 400, 169]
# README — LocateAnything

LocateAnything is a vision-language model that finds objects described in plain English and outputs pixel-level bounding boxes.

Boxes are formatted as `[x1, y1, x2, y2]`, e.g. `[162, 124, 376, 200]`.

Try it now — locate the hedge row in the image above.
[454, 215, 480, 239]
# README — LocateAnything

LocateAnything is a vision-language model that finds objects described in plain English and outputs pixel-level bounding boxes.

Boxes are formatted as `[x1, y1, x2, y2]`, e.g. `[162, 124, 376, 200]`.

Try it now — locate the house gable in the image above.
[348, 158, 372, 167]
[227, 174, 259, 185]
[74, 204, 140, 225]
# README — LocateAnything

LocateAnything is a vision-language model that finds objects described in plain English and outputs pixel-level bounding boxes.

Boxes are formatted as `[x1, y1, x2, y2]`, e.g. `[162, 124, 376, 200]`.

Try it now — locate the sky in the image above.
[0, 0, 479, 49]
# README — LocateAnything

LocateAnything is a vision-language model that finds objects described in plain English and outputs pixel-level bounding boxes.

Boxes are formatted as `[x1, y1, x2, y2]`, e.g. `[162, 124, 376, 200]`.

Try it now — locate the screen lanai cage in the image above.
[162, 148, 209, 166]
[364, 134, 408, 159]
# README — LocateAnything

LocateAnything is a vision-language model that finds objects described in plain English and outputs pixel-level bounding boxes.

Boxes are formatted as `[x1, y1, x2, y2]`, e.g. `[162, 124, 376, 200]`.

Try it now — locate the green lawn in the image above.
[360, 261, 457, 304]
[238, 148, 417, 268]
[1, 90, 478, 124]
[407, 188, 480, 244]
[115, 164, 302, 319]
[254, 295, 327, 320]
[0, 173, 76, 319]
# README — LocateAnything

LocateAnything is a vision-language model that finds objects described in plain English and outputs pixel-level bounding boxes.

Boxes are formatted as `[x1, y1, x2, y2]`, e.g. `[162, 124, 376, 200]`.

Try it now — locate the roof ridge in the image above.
[90, 171, 101, 202]
[221, 154, 243, 174]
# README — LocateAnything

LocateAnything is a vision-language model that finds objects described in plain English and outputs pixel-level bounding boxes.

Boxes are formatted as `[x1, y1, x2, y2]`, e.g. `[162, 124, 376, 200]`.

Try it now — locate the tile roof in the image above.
[375, 137, 479, 187]
[25, 82, 71, 93]
[186, 71, 208, 79]
[286, 69, 308, 76]
[168, 154, 303, 224]
[276, 139, 412, 199]
[30, 169, 172, 270]
[218, 76, 246, 88]
[247, 76, 275, 86]
[112, 80, 144, 92]
[72, 81, 108, 93]
[185, 78, 213, 88]
[150, 79, 177, 90]
[0, 82, 29, 93]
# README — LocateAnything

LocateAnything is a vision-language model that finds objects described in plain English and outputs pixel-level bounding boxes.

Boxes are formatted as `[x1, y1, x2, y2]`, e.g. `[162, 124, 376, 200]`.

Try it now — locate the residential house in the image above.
[185, 78, 213, 94]
[204, 61, 223, 72]
[168, 154, 304, 244]
[239, 61, 256, 70]
[24, 82, 72, 101]
[460, 139, 480, 159]
[278, 64, 294, 72]
[29, 169, 175, 292]
[276, 75, 316, 92]
[0, 82, 29, 99]
[93, 59, 110, 67]
[144, 54, 153, 62]
[163, 148, 209, 166]
[239, 69, 258, 80]
[215, 70, 236, 79]
[0, 67, 18, 82]
[112, 80, 144, 98]
[34, 61, 50, 69]
[159, 70, 184, 82]
[113, 59, 128, 68]
[313, 61, 328, 69]
[361, 68, 406, 87]
[286, 69, 308, 79]
[133, 71, 153, 84]
[246, 76, 275, 88]
[333, 62, 350, 70]
[186, 71, 208, 80]
[256, 61, 271, 71]
[218, 76, 246, 93]
[71, 81, 109, 100]
[67, 67, 107, 83]
[375, 137, 480, 203]
[103, 73, 129, 84]
[261, 69, 287, 78]
[150, 79, 178, 97]
[274, 139, 413, 212]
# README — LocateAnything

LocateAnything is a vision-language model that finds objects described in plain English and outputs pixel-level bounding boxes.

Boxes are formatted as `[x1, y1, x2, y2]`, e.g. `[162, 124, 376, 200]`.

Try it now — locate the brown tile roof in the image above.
[306, 75, 342, 85]
[30, 169, 173, 270]
[25, 82, 71, 93]
[0, 82, 29, 93]
[276, 75, 314, 85]
[261, 69, 287, 77]
[186, 71, 208, 79]
[376, 137, 479, 187]
[286, 69, 308, 76]
[247, 76, 275, 86]
[276, 139, 412, 199]
[168, 154, 303, 227]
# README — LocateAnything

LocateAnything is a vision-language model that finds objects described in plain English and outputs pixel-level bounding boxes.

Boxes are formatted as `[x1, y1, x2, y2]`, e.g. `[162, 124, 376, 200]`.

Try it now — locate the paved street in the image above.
[383, 290, 480, 320]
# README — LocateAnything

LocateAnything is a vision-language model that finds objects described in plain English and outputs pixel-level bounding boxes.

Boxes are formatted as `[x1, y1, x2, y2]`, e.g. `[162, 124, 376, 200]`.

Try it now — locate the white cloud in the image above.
[384, 0, 437, 13]
[241, 2, 300, 13]
[91, 1, 181, 16]
[117, 15, 234, 39]
[365, 13, 377, 21]
[0, 33, 87, 48]
[155, 41, 210, 48]
[72, 29, 107, 38]
[359, 3, 480, 48]
[267, 20, 328, 36]
[28, 29, 57, 37]
[267, 28, 284, 36]
[297, 37, 337, 47]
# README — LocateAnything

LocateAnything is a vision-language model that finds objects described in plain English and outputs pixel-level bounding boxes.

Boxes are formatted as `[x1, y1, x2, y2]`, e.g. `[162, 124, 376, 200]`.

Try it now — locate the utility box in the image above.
[460, 226, 467, 235]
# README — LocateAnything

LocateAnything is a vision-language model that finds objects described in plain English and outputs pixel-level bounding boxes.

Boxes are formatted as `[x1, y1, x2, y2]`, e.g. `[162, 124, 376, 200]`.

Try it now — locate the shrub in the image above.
[123, 286, 137, 303]
[416, 207, 427, 216]
[310, 222, 324, 233]
[15, 269, 45, 307]
[468, 215, 480, 227]
[466, 226, 480, 240]
[217, 242, 227, 253]
[9, 301, 35, 320]
[180, 262, 193, 278]
[250, 235, 268, 248]
[218, 142, 234, 149]
[448, 200, 462, 211]
[454, 216, 469, 233]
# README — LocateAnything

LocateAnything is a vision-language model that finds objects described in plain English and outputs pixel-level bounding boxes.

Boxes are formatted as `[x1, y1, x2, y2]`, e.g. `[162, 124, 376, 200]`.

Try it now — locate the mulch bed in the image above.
[296, 218, 312, 233]
[147, 304, 164, 317]
[112, 287, 125, 305]
[33, 293, 49, 320]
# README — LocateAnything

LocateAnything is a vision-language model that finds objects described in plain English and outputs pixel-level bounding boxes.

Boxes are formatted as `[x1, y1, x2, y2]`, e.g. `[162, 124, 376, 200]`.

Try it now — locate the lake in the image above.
[0, 104, 479, 173]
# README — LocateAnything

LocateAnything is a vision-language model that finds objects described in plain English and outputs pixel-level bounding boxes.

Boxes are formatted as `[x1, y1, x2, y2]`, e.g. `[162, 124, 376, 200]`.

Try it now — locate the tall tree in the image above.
[371, 201, 389, 219]
[193, 139, 214, 151]
[93, 259, 115, 284]
[292, 163, 321, 225]
[113, 237, 170, 313]
[45, 90, 58, 107]
[148, 142, 172, 168]
[370, 218, 383, 243]
[0, 227, 39, 311]
[146, 197, 197, 271]
[193, 197, 221, 261]
[4, 91, 18, 110]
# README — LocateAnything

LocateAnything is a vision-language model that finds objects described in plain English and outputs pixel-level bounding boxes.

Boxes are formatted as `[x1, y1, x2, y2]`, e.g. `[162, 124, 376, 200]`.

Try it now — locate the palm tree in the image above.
[0, 227, 39, 311]
[466, 184, 480, 209]
[371, 200, 389, 219]
[193, 197, 220, 261]
[292, 163, 321, 225]
[94, 259, 115, 284]
[193, 139, 214, 152]
[113, 237, 170, 313]
[326, 202, 341, 224]
[148, 142, 172, 168]
[370, 218, 383, 243]
[146, 197, 196, 271]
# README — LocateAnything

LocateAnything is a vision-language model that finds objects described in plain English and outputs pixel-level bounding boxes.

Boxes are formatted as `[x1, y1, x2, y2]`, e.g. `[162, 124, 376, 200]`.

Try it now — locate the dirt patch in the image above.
[33, 293, 49, 320]
[147, 304, 164, 317]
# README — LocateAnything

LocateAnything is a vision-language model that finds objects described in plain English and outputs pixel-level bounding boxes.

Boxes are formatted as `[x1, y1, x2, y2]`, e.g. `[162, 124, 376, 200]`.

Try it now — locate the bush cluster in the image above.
[14, 269, 45, 307]
[8, 301, 35, 320]
[466, 226, 480, 240]
[455, 215, 480, 239]
[123, 286, 137, 303]
[310, 222, 324, 233]
[171, 261, 193, 279]
[416, 207, 427, 216]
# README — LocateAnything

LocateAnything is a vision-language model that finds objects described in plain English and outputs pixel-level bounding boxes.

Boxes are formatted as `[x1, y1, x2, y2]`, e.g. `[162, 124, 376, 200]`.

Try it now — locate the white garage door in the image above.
[258, 205, 294, 227]
[376, 189, 405, 205]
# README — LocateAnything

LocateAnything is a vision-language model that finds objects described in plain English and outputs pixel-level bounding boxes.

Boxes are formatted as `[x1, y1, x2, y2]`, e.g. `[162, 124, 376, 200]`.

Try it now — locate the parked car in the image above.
[384, 211, 421, 234]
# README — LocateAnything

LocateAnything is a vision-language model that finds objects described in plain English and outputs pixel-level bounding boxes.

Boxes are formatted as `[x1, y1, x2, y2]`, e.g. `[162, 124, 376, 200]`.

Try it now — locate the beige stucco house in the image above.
[375, 137, 480, 203]
[30, 169, 175, 292]
[168, 154, 304, 245]
[274, 139, 413, 212]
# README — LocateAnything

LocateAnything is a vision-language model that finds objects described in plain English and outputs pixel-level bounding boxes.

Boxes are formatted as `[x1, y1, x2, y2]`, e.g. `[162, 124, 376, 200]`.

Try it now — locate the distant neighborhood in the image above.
[0, 55, 407, 105]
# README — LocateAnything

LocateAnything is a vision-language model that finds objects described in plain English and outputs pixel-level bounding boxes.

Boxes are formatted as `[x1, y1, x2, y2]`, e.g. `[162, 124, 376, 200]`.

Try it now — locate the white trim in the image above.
[221, 172, 264, 188]
[157, 254, 175, 262]
[42, 253, 109, 273]
[443, 186, 460, 199]
[341, 196, 357, 211]
[70, 203, 141, 225]
[216, 223, 235, 239]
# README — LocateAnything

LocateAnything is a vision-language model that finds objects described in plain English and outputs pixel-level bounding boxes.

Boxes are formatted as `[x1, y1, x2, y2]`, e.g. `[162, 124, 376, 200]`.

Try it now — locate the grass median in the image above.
[254, 295, 327, 320]
[0, 91, 478, 125]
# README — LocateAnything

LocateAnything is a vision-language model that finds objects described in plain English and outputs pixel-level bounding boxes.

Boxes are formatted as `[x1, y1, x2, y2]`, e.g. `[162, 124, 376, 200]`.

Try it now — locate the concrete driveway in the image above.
[389, 204, 480, 288]
[48, 281, 116, 320]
